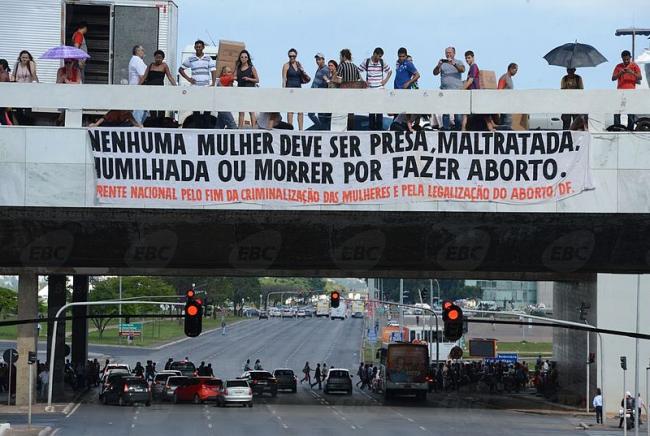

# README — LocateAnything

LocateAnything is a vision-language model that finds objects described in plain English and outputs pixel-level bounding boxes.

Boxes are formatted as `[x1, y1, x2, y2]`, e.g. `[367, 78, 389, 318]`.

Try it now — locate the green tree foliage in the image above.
[89, 277, 175, 338]
[0, 287, 17, 318]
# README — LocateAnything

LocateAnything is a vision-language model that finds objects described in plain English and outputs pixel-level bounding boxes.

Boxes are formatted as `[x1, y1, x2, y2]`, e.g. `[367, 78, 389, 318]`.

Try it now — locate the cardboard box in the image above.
[216, 40, 245, 76]
[479, 70, 497, 90]
[511, 113, 529, 130]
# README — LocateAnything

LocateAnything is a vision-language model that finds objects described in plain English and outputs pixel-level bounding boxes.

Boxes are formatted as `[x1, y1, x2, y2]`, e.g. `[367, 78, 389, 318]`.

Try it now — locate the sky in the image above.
[175, 0, 649, 90]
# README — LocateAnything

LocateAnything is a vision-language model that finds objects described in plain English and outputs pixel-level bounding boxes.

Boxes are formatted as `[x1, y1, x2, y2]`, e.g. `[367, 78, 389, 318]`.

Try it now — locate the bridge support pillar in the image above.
[71, 275, 89, 369]
[46, 275, 66, 400]
[552, 277, 597, 407]
[15, 272, 38, 406]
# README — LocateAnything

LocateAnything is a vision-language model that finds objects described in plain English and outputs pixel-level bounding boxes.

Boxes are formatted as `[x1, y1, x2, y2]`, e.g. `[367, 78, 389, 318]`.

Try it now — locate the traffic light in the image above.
[442, 303, 464, 342]
[620, 356, 627, 370]
[588, 352, 595, 364]
[330, 291, 340, 308]
[421, 288, 428, 303]
[184, 289, 202, 337]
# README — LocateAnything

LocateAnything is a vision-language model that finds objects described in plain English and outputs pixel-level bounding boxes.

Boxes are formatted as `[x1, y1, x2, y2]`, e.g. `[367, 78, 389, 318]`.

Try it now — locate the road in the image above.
[2, 316, 607, 435]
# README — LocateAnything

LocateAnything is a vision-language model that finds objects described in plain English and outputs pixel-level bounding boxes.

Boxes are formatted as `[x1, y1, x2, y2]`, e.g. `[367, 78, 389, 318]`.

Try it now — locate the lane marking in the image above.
[65, 402, 81, 419]
[208, 423, 213, 429]
[419, 426, 427, 431]
[131, 424, 135, 428]
[407, 418, 414, 423]
[282, 423, 288, 429]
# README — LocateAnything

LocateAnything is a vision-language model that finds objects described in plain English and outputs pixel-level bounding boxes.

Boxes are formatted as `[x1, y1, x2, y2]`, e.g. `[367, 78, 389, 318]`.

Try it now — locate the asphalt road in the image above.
[2, 317, 601, 435]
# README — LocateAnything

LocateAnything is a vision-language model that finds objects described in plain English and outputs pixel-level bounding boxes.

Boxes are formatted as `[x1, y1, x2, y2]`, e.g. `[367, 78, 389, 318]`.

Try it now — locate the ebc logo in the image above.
[434, 230, 491, 271]
[541, 230, 595, 273]
[124, 230, 178, 267]
[21, 230, 74, 266]
[229, 230, 282, 269]
[331, 229, 385, 270]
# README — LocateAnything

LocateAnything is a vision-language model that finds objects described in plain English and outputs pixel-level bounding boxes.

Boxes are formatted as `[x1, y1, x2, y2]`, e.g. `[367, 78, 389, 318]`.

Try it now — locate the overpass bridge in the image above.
[1, 83, 649, 413]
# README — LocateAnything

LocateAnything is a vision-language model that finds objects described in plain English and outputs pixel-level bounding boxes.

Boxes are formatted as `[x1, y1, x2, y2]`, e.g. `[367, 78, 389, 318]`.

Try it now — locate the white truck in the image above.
[315, 300, 330, 318]
[330, 301, 347, 320]
[0, 0, 178, 84]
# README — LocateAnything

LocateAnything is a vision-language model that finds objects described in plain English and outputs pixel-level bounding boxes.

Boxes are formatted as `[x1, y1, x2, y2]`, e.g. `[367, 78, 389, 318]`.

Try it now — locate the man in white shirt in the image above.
[358, 47, 392, 130]
[128, 45, 148, 124]
[179, 40, 217, 128]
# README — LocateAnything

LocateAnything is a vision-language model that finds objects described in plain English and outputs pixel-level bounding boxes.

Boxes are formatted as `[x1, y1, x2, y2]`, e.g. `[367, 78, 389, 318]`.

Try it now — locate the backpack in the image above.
[364, 57, 385, 82]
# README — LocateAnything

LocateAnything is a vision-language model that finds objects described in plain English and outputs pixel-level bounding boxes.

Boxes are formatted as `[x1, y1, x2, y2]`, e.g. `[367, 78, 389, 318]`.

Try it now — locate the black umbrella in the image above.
[544, 42, 607, 69]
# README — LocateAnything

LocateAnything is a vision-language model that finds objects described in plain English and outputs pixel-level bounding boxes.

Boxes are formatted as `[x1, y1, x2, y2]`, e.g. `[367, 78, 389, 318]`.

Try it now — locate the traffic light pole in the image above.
[45, 300, 184, 412]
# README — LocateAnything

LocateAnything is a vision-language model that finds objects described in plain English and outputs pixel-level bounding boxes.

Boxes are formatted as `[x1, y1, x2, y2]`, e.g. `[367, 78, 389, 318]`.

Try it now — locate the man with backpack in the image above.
[359, 47, 392, 130]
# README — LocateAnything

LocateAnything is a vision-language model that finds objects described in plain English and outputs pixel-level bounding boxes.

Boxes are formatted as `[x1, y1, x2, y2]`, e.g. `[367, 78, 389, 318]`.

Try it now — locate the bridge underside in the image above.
[0, 207, 649, 279]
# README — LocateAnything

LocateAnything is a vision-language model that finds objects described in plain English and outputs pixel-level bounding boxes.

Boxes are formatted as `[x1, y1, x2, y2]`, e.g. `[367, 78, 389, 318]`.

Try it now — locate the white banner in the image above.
[88, 128, 593, 206]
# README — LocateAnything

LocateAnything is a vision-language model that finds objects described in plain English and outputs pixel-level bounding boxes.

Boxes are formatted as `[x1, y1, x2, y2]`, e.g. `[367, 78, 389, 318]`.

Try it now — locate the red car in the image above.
[172, 377, 223, 404]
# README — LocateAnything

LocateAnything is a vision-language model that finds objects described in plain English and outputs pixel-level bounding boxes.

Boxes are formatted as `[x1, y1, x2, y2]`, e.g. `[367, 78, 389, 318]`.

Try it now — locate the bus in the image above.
[316, 300, 330, 318]
[377, 343, 429, 401]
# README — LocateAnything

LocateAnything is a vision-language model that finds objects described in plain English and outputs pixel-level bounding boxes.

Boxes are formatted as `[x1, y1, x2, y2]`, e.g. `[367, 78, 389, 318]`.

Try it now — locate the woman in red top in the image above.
[57, 59, 82, 84]
[55, 60, 81, 125]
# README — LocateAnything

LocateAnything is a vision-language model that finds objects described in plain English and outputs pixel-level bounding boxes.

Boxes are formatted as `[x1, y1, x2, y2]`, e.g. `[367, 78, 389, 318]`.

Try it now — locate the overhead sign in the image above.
[89, 129, 593, 207]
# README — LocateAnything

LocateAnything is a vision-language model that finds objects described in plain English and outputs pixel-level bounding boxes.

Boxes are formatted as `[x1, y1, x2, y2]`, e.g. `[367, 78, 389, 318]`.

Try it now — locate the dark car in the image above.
[258, 310, 268, 319]
[272, 368, 297, 393]
[169, 360, 197, 377]
[240, 371, 278, 397]
[99, 372, 128, 400]
[324, 369, 352, 395]
[102, 376, 151, 406]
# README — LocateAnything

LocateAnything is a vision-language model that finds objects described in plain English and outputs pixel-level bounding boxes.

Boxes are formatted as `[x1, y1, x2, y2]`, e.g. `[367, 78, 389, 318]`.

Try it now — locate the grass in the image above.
[496, 341, 553, 355]
[0, 316, 241, 348]
[86, 316, 240, 347]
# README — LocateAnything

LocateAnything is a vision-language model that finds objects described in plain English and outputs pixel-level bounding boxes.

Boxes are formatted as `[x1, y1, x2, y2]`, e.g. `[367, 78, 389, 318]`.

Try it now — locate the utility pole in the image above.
[635, 274, 641, 436]
[399, 279, 404, 337]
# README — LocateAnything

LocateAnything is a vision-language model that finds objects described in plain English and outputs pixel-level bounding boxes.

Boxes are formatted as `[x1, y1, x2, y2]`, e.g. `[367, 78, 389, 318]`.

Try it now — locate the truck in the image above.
[377, 343, 429, 401]
[0, 0, 178, 84]
[330, 301, 347, 320]
[351, 301, 365, 318]
[315, 300, 330, 318]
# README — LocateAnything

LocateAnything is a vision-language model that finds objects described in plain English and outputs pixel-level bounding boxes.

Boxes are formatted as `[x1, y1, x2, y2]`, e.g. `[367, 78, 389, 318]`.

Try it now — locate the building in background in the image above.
[465, 280, 537, 309]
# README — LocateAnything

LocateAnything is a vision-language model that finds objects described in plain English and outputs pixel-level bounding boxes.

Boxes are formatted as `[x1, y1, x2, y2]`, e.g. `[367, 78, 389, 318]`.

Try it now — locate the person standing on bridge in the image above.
[301, 362, 311, 384]
[178, 40, 216, 128]
[612, 50, 642, 130]
[311, 363, 322, 390]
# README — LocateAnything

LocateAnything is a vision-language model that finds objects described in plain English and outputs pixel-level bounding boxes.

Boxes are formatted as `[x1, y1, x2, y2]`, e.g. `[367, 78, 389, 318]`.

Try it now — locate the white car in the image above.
[296, 310, 306, 318]
[102, 363, 131, 376]
[281, 308, 294, 318]
[217, 379, 253, 407]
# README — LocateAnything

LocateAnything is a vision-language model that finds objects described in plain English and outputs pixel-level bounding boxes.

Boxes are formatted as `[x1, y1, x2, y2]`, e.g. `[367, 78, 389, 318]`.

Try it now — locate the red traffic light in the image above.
[187, 305, 199, 316]
[186, 289, 195, 298]
[331, 291, 339, 299]
[447, 309, 460, 320]
[330, 291, 340, 308]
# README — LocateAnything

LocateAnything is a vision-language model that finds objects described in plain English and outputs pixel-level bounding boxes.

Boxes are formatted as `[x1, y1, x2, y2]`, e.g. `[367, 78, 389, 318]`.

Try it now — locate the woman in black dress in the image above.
[140, 50, 177, 119]
[235, 49, 259, 128]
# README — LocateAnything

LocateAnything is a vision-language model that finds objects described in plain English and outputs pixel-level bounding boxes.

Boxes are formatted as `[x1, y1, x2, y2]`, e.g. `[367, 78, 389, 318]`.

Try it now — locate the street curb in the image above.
[38, 426, 53, 436]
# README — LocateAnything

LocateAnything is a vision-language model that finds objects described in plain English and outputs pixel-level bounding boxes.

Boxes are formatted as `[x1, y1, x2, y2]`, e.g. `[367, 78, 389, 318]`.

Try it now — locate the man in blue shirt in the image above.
[308, 52, 331, 130]
[394, 47, 420, 132]
[394, 47, 419, 90]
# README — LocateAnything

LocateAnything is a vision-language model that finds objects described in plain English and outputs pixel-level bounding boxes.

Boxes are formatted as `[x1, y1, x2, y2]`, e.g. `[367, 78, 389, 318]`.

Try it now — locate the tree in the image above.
[0, 287, 17, 318]
[89, 276, 175, 338]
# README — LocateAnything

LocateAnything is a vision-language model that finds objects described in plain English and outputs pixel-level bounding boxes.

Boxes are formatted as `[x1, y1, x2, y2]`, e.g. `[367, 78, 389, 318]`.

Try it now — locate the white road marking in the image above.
[131, 424, 135, 428]
[407, 418, 414, 423]
[208, 423, 213, 429]
[282, 424, 288, 429]
[65, 402, 81, 418]
[419, 426, 427, 431]
[351, 425, 357, 430]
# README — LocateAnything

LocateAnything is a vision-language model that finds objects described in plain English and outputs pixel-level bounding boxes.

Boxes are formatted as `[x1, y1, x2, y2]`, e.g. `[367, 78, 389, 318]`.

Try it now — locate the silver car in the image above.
[151, 371, 182, 399]
[162, 376, 189, 401]
[216, 379, 253, 408]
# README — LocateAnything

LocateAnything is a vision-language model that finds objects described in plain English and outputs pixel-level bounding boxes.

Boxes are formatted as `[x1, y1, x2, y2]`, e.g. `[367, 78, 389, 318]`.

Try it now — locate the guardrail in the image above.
[1, 83, 649, 128]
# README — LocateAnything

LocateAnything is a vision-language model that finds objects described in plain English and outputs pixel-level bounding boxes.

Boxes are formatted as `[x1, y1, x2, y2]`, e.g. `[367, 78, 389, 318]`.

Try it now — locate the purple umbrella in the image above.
[40, 45, 90, 60]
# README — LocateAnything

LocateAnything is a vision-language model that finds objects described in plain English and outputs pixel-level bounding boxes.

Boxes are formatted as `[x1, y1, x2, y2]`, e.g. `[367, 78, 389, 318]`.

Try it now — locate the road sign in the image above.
[485, 353, 518, 364]
[3, 348, 18, 364]
[389, 331, 402, 342]
[119, 323, 143, 331]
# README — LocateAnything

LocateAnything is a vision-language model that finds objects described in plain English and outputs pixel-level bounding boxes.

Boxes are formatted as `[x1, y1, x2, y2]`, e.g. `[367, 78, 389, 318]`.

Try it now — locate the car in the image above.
[303, 307, 314, 317]
[102, 363, 130, 377]
[281, 308, 294, 318]
[216, 379, 253, 407]
[102, 376, 151, 406]
[296, 310, 306, 318]
[162, 376, 189, 401]
[269, 308, 281, 317]
[151, 371, 182, 399]
[240, 371, 278, 397]
[99, 372, 129, 400]
[169, 360, 197, 377]
[173, 377, 223, 404]
[258, 310, 268, 319]
[324, 369, 353, 395]
[272, 368, 297, 393]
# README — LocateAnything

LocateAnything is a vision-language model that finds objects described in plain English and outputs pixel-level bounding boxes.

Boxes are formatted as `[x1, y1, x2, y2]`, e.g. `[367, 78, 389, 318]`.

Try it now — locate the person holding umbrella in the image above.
[560, 68, 584, 129]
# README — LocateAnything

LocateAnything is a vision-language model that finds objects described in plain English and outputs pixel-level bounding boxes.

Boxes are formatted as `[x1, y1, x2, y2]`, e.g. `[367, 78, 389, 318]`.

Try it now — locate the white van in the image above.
[330, 302, 347, 320]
